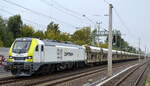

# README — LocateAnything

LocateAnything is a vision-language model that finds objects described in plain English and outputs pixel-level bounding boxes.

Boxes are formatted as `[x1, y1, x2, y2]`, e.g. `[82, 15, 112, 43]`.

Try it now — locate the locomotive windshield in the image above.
[13, 41, 31, 53]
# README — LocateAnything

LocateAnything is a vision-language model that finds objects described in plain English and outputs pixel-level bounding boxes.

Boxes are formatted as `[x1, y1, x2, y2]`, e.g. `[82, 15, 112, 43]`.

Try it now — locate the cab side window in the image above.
[35, 45, 38, 51]
[41, 45, 44, 51]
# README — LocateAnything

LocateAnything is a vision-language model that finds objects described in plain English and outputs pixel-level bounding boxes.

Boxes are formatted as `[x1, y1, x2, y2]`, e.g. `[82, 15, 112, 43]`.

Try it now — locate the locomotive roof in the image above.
[15, 38, 83, 49]
[15, 38, 33, 41]
[43, 40, 83, 49]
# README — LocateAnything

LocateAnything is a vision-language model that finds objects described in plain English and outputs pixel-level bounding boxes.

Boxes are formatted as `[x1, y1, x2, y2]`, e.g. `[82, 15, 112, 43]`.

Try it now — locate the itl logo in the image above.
[64, 52, 73, 56]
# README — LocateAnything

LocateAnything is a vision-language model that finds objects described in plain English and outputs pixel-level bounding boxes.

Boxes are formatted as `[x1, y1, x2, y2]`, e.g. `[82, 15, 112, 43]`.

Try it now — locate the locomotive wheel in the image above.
[41, 65, 50, 74]
[11, 69, 18, 75]
[49, 64, 56, 72]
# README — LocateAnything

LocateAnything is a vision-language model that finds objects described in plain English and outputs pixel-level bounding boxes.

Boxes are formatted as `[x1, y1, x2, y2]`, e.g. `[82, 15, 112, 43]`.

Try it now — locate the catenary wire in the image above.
[0, 8, 47, 29]
[1, 0, 76, 28]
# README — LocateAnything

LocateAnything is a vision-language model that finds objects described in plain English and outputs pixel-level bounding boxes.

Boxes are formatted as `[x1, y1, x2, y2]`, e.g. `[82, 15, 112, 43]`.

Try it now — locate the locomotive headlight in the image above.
[27, 56, 32, 59]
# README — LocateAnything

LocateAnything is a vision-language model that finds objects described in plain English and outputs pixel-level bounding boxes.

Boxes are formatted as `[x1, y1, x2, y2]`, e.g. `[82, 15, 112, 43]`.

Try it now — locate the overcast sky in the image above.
[0, 0, 149, 51]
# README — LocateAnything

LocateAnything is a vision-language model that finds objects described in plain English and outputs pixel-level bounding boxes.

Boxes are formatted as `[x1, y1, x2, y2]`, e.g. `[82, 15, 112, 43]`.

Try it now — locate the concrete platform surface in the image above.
[0, 66, 12, 78]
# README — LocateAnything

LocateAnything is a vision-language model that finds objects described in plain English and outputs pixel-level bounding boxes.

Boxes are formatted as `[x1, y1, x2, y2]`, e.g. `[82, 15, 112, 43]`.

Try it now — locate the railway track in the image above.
[0, 65, 107, 86]
[114, 61, 149, 86]
[0, 76, 16, 84]
[24, 61, 138, 86]
[0, 60, 139, 86]
[0, 75, 37, 85]
[0, 66, 108, 86]
[133, 62, 149, 86]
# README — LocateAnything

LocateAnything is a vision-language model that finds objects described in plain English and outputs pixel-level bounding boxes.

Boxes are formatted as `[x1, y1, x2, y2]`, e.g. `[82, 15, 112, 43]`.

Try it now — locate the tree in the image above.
[104, 29, 139, 52]
[0, 17, 6, 44]
[7, 15, 23, 38]
[47, 21, 60, 33]
[33, 30, 45, 39]
[3, 32, 14, 47]
[99, 43, 108, 48]
[21, 24, 34, 37]
[59, 32, 71, 41]
[91, 29, 97, 46]
[0, 16, 14, 47]
[45, 21, 60, 40]
[0, 40, 3, 47]
[72, 27, 92, 45]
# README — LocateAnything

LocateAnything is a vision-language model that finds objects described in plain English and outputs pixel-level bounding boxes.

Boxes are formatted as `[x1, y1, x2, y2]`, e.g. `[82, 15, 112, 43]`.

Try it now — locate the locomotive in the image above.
[6, 38, 142, 76]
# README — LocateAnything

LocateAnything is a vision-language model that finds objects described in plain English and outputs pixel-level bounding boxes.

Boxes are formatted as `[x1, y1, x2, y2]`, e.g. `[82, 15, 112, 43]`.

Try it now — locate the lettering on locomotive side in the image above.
[64, 52, 73, 56]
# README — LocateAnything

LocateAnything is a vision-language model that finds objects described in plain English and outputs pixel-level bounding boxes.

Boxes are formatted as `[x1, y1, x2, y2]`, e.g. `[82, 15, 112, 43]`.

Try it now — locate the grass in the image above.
[145, 73, 150, 86]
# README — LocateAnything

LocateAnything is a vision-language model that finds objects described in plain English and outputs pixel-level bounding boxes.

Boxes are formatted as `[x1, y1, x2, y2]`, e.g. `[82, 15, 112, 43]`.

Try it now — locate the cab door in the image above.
[34, 45, 41, 62]
[40, 45, 44, 62]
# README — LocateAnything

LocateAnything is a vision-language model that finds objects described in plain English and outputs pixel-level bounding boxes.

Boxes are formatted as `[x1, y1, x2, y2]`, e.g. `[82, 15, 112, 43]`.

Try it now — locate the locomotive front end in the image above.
[7, 38, 38, 76]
